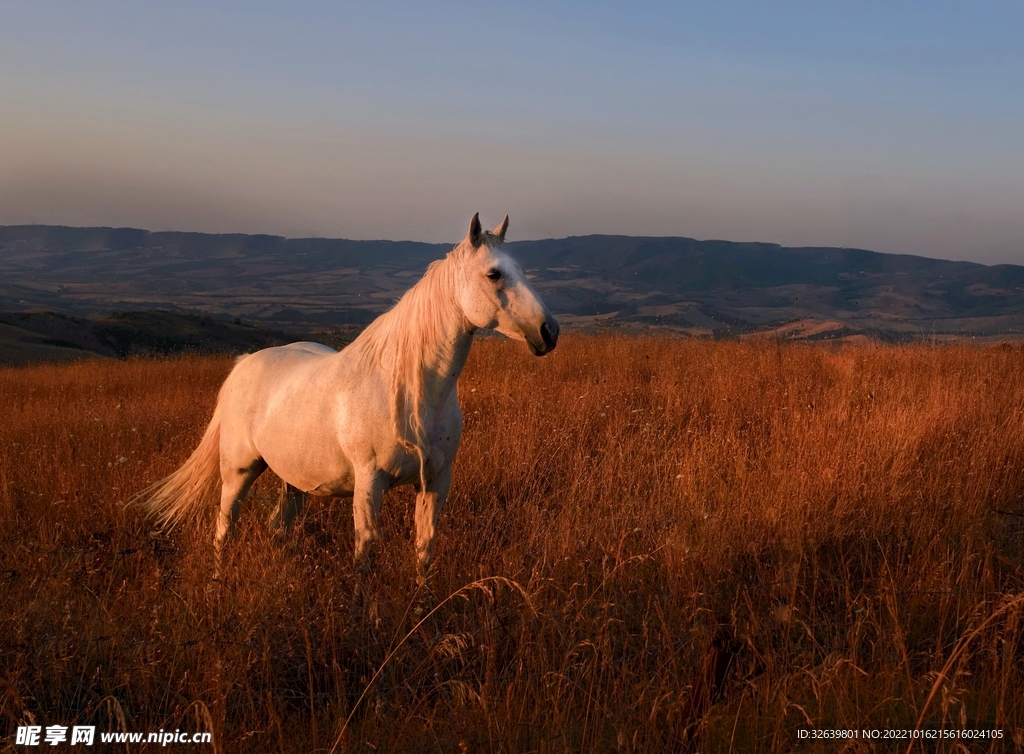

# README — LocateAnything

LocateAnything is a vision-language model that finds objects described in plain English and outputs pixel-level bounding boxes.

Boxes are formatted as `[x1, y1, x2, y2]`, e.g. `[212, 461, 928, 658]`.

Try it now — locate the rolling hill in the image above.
[1, 224, 1022, 360]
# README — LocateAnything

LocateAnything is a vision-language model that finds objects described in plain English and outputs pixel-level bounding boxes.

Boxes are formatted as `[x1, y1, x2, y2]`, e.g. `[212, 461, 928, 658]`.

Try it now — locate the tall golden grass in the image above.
[2, 335, 1024, 752]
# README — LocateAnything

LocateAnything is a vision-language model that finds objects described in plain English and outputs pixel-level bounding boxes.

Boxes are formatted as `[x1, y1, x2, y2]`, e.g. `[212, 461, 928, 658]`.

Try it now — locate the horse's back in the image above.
[231, 341, 335, 377]
[279, 341, 338, 357]
[219, 341, 341, 417]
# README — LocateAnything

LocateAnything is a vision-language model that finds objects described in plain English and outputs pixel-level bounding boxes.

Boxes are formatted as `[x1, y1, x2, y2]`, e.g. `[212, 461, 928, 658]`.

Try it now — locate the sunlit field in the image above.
[3, 335, 1024, 752]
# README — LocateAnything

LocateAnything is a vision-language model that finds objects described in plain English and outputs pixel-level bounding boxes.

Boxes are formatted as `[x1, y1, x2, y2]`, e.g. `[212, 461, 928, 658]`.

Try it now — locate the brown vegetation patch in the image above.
[2, 337, 1024, 751]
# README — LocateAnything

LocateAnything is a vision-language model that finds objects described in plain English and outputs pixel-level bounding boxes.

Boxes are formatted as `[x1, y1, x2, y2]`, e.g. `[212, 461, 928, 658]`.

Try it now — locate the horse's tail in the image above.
[136, 401, 223, 530]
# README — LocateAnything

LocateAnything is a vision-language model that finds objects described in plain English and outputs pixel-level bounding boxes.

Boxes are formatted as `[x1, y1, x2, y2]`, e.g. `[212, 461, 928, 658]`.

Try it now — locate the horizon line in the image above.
[1, 221, 1009, 268]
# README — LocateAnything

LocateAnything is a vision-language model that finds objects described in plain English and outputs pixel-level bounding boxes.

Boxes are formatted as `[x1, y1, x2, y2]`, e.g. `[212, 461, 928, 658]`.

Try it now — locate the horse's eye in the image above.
[486, 268, 501, 282]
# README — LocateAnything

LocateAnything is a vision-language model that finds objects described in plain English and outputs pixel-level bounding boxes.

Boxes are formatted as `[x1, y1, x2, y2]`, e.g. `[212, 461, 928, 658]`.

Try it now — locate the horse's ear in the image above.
[493, 215, 509, 241]
[467, 213, 483, 247]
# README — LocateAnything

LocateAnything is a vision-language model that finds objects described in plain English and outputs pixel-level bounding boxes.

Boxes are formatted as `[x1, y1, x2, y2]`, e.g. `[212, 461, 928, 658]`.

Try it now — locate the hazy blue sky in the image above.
[2, 1, 1022, 262]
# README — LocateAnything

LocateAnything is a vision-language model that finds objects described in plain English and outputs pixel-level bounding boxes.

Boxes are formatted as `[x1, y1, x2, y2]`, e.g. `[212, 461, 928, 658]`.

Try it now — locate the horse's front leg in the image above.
[352, 470, 387, 571]
[414, 466, 452, 587]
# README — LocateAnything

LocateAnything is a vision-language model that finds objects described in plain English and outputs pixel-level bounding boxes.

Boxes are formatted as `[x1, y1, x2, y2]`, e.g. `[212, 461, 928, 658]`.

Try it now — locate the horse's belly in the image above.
[283, 460, 355, 497]
[258, 432, 355, 496]
[307, 473, 356, 497]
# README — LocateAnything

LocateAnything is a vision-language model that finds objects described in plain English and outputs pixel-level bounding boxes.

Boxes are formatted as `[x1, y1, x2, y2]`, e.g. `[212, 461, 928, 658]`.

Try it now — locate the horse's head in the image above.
[455, 213, 559, 356]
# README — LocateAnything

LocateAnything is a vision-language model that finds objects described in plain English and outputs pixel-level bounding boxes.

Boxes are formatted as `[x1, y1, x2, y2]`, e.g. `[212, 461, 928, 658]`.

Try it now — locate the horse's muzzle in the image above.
[529, 319, 559, 356]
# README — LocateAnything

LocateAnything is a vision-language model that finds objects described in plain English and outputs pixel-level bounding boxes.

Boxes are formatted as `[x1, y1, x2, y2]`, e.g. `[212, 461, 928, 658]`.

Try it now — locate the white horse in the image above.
[140, 214, 558, 583]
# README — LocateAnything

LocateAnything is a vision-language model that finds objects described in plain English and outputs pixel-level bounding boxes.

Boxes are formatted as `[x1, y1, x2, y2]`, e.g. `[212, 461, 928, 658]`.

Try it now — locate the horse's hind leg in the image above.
[214, 458, 267, 575]
[268, 483, 304, 532]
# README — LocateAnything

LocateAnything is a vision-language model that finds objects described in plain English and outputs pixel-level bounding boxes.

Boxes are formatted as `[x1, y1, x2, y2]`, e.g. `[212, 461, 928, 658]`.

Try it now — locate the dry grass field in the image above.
[3, 335, 1024, 752]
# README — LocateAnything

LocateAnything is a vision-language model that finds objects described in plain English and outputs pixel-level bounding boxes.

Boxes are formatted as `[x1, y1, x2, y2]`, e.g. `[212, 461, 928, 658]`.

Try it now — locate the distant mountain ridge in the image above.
[1, 224, 1023, 343]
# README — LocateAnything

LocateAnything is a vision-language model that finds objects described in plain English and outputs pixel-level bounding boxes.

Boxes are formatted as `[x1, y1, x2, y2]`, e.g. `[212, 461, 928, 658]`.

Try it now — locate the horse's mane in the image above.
[347, 233, 499, 489]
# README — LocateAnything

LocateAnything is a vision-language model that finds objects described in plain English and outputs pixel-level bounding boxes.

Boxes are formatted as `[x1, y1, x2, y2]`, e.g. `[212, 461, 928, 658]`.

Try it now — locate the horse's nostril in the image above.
[540, 322, 557, 350]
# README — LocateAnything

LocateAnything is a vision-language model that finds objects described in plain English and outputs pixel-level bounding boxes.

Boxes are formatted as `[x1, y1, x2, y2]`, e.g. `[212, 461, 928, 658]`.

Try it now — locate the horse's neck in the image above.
[388, 255, 475, 413]
[418, 320, 474, 410]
